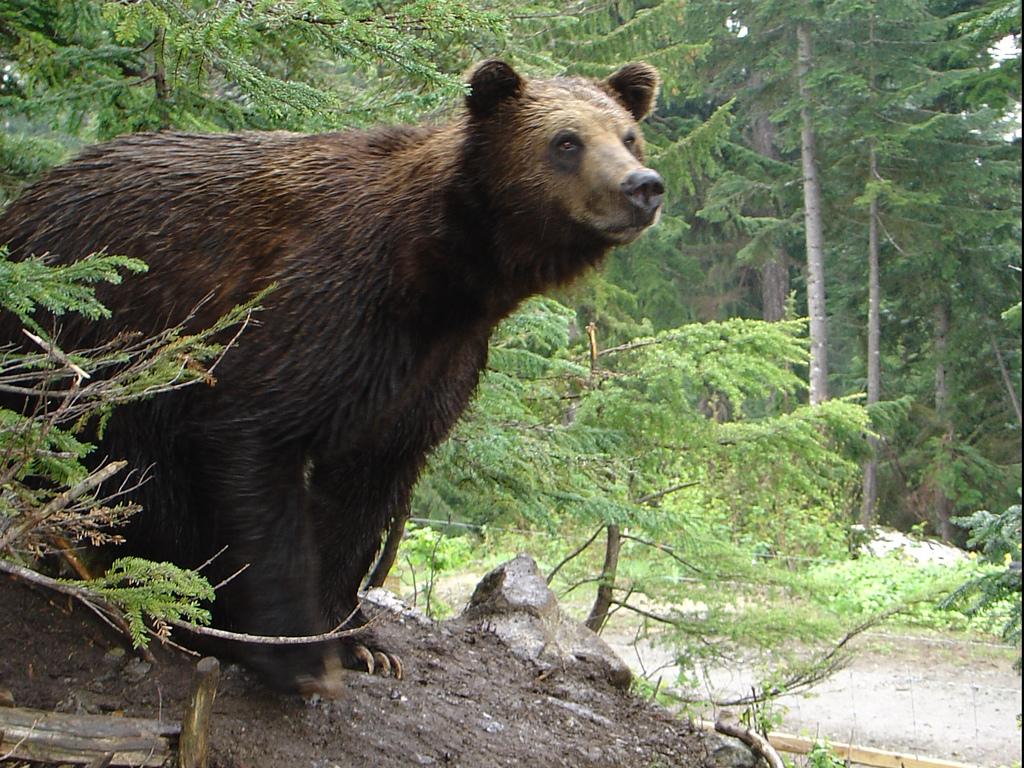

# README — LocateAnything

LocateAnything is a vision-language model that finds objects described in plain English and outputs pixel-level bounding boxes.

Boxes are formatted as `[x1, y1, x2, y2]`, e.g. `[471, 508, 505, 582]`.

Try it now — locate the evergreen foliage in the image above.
[943, 495, 1022, 666]
[0, 246, 260, 645]
[79, 556, 214, 648]
[650, 0, 1023, 535]
[417, 298, 869, 559]
[0, 0, 516, 198]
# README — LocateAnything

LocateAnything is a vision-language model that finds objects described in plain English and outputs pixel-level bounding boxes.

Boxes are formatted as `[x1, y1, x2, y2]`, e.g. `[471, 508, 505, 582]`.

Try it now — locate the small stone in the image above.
[122, 659, 151, 683]
[479, 715, 504, 734]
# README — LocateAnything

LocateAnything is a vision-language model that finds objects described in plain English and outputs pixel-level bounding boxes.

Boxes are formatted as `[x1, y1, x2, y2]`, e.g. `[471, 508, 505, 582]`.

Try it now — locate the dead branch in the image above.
[703, 610, 900, 707]
[609, 598, 684, 626]
[48, 531, 97, 580]
[0, 558, 370, 649]
[714, 715, 786, 768]
[163, 612, 373, 646]
[557, 574, 603, 598]
[597, 337, 661, 357]
[0, 461, 128, 551]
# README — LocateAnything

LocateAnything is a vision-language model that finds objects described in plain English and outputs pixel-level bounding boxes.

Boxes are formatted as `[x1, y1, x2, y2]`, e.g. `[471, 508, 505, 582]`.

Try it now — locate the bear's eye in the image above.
[623, 132, 637, 149]
[549, 131, 583, 171]
[552, 132, 582, 153]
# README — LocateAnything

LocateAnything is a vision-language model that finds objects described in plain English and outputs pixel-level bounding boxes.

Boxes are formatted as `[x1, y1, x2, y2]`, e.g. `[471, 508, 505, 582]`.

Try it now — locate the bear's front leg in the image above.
[195, 437, 349, 693]
[305, 453, 418, 682]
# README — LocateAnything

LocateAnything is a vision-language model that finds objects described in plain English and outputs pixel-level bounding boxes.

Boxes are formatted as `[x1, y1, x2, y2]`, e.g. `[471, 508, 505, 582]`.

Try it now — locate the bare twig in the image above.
[702, 610, 901, 707]
[634, 480, 699, 505]
[210, 563, 250, 592]
[619, 532, 704, 575]
[546, 524, 605, 584]
[192, 545, 229, 574]
[557, 574, 603, 598]
[597, 337, 661, 357]
[164, 612, 372, 646]
[609, 599, 683, 626]
[0, 558, 369, 648]
[21, 329, 90, 381]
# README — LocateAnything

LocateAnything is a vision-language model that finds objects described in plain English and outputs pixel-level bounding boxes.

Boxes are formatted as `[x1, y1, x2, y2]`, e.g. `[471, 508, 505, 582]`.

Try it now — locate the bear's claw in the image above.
[353, 644, 376, 674]
[351, 643, 403, 679]
[381, 651, 403, 680]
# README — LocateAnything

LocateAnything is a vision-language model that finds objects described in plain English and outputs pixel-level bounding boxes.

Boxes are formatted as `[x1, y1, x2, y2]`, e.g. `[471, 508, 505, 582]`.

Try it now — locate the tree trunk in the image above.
[152, 27, 171, 131]
[797, 23, 829, 405]
[748, 91, 789, 323]
[366, 509, 411, 588]
[933, 302, 955, 542]
[760, 257, 789, 323]
[861, 148, 881, 526]
[991, 333, 1022, 425]
[583, 322, 620, 633]
[585, 524, 621, 633]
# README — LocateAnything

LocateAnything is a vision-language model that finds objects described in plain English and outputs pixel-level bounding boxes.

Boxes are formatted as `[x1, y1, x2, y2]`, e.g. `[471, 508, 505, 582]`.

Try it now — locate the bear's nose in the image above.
[621, 169, 664, 216]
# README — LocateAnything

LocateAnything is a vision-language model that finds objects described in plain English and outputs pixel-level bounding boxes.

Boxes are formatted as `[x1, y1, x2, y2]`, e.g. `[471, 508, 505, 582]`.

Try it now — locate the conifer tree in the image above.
[815, 0, 1021, 533]
[675, 0, 1021, 532]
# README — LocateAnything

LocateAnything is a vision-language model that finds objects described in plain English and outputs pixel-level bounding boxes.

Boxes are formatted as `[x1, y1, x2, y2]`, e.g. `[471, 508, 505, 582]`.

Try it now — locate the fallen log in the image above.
[0, 706, 178, 766]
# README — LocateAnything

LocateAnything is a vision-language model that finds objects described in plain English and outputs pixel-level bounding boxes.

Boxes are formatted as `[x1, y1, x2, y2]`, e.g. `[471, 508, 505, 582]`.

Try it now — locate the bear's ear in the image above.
[602, 62, 660, 121]
[466, 60, 524, 118]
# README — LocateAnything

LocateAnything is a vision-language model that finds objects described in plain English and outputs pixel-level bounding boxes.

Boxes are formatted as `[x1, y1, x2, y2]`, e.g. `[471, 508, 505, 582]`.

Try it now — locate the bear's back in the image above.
[0, 128, 437, 338]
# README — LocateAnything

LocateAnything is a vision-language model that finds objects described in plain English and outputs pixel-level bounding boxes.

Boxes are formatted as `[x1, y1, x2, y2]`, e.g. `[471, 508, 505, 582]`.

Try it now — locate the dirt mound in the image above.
[0, 577, 730, 767]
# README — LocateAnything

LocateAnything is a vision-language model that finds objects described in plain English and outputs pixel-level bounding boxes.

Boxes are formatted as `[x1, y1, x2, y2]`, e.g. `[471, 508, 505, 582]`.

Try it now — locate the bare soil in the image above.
[0, 577, 720, 768]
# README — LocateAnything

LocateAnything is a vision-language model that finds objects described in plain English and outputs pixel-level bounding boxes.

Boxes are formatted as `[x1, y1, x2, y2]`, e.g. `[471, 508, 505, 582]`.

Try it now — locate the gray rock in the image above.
[458, 554, 632, 689]
[703, 732, 761, 768]
[362, 586, 434, 627]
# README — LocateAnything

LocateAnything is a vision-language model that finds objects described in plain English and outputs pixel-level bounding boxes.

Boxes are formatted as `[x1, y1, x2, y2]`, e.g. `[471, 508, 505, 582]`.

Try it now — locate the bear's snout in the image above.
[620, 168, 664, 220]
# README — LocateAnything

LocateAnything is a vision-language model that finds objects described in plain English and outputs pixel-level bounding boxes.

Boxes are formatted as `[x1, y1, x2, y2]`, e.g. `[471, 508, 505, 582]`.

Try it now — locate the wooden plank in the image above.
[767, 730, 983, 768]
[0, 705, 179, 766]
[697, 719, 982, 768]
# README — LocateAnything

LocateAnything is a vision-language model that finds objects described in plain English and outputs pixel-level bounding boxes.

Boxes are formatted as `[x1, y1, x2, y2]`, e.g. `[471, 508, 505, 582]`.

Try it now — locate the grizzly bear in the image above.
[0, 60, 663, 693]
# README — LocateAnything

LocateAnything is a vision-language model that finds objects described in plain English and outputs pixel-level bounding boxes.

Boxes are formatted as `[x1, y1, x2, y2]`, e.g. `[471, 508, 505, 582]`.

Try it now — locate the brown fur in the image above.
[0, 61, 662, 692]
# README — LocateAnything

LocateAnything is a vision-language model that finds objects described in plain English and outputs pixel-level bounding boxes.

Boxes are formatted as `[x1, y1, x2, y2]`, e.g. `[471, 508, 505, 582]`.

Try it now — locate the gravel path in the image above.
[604, 627, 1021, 768]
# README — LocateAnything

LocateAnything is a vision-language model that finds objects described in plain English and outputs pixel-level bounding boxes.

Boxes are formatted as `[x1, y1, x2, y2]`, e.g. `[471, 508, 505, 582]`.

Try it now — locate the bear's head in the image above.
[465, 60, 664, 247]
